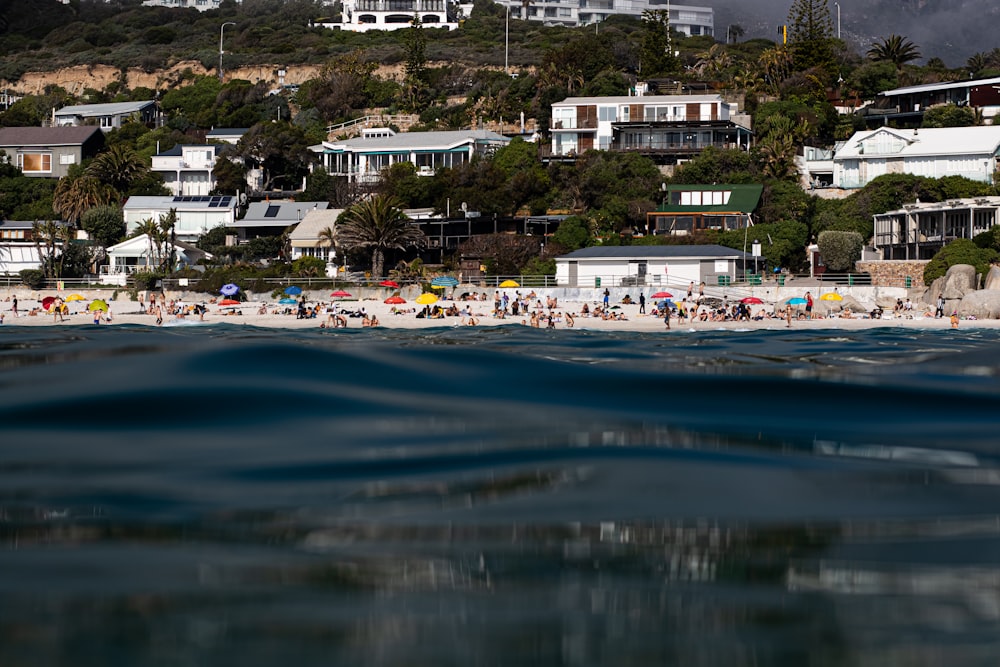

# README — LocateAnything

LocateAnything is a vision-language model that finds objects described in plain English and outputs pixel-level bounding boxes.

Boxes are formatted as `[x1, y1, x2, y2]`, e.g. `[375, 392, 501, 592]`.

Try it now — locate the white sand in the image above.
[0, 292, 993, 332]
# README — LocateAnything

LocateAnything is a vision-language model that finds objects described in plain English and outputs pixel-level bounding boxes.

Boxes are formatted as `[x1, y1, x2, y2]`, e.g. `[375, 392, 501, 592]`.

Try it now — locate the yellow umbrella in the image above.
[498, 279, 520, 288]
[65, 294, 86, 302]
[415, 292, 439, 305]
[820, 293, 843, 301]
[430, 284, 447, 290]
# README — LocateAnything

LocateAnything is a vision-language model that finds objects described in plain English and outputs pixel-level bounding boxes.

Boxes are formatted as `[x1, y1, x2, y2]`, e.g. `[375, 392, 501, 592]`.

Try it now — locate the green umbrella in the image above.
[88, 299, 109, 312]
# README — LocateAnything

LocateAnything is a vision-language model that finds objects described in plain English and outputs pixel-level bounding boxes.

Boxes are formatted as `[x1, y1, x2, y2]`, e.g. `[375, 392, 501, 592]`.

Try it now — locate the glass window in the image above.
[18, 153, 51, 173]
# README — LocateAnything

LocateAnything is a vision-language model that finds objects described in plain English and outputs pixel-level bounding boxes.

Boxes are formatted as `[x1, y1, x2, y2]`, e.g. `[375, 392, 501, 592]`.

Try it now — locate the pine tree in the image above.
[786, 0, 835, 75]
[639, 10, 679, 77]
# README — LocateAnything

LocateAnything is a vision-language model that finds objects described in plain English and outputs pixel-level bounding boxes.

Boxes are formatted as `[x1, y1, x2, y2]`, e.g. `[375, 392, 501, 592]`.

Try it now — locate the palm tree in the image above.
[86, 145, 150, 198]
[52, 175, 116, 224]
[318, 224, 338, 270]
[867, 35, 921, 70]
[338, 195, 426, 279]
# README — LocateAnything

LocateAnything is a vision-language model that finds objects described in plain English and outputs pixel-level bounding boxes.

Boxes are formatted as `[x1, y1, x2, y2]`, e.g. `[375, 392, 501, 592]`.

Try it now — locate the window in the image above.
[17, 152, 51, 173]
[99, 116, 114, 128]
[59, 154, 76, 165]
[598, 106, 616, 122]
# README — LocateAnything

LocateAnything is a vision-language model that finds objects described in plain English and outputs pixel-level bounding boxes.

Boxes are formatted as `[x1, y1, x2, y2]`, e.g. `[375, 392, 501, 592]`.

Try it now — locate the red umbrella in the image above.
[384, 295, 406, 304]
[741, 297, 764, 304]
[219, 298, 240, 306]
[41, 296, 57, 311]
[330, 290, 352, 298]
[379, 280, 400, 288]
[651, 291, 673, 299]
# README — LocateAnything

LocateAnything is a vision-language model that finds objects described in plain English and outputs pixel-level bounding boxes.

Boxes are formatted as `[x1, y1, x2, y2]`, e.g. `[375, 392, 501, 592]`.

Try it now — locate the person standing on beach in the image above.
[687, 282, 694, 301]
[698, 282, 705, 304]
[936, 295, 945, 318]
[663, 303, 671, 330]
[603, 288, 610, 309]
[11, 295, 17, 317]
[638, 293, 646, 314]
[785, 304, 793, 327]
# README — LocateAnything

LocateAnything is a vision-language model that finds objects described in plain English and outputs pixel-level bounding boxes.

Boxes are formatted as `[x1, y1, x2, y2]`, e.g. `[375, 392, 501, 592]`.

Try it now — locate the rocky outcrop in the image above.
[958, 291, 1000, 319]
[940, 264, 978, 300]
[983, 265, 1000, 290]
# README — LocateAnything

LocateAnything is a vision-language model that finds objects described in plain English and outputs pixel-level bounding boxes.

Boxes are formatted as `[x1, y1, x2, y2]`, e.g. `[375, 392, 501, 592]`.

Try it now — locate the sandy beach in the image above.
[1, 289, 996, 332]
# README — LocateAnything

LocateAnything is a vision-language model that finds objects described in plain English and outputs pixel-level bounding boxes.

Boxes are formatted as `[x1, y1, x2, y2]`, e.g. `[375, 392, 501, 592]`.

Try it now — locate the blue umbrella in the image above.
[220, 283, 240, 296]
[278, 298, 298, 305]
[431, 276, 459, 287]
[788, 297, 808, 305]
[284, 286, 302, 295]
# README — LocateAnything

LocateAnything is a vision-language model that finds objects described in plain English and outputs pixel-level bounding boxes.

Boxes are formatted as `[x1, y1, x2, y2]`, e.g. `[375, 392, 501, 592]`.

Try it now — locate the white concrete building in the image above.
[328, 0, 459, 31]
[494, 0, 713, 32]
[123, 196, 238, 244]
[102, 234, 213, 285]
[549, 94, 751, 159]
[151, 144, 224, 197]
[555, 245, 752, 288]
[833, 126, 1000, 189]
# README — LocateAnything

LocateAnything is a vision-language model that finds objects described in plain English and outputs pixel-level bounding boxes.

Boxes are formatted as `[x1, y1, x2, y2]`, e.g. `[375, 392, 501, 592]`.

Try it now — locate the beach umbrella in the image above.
[330, 290, 352, 298]
[220, 283, 240, 296]
[284, 286, 303, 296]
[219, 298, 240, 306]
[88, 299, 109, 312]
[384, 295, 407, 305]
[380, 280, 400, 288]
[498, 279, 520, 288]
[415, 292, 439, 305]
[788, 297, 808, 305]
[741, 297, 764, 304]
[278, 298, 298, 305]
[820, 293, 843, 301]
[430, 276, 459, 288]
[651, 291, 673, 299]
[65, 294, 86, 302]
[41, 296, 57, 311]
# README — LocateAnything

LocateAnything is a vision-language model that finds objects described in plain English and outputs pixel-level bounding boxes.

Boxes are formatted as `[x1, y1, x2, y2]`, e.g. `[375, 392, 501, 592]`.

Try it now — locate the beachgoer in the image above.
[785, 304, 792, 327]
[805, 292, 813, 320]
[11, 296, 17, 317]
[603, 288, 610, 309]
[935, 296, 945, 319]
[687, 282, 694, 301]
[93, 309, 101, 325]
[698, 282, 705, 303]
[638, 293, 645, 314]
[155, 304, 163, 326]
[664, 305, 670, 330]
[951, 311, 959, 329]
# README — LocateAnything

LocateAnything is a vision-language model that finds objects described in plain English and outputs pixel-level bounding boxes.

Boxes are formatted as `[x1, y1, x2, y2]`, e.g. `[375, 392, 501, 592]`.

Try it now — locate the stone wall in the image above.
[857, 260, 929, 288]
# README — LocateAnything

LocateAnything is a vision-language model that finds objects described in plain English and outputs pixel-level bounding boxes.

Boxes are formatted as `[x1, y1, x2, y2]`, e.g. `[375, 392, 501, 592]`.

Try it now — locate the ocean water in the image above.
[3, 324, 1000, 666]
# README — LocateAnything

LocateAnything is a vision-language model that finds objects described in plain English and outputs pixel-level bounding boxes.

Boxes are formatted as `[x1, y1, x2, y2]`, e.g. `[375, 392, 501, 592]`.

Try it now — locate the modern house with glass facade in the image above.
[646, 184, 763, 236]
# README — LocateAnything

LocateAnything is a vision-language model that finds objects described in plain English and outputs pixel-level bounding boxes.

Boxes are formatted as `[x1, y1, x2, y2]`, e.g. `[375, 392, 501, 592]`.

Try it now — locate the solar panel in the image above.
[264, 205, 280, 218]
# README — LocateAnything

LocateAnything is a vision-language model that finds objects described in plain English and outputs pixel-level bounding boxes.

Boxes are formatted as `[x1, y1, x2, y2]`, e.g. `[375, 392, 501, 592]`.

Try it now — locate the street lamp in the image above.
[752, 239, 761, 276]
[834, 2, 840, 39]
[219, 21, 236, 82]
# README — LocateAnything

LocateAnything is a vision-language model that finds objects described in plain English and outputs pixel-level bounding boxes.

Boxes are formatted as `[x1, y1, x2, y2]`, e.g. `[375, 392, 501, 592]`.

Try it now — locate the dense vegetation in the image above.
[2, 0, 1000, 278]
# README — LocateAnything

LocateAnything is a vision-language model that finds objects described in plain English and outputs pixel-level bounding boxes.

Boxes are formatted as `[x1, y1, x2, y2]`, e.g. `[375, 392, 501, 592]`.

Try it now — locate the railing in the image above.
[324, 114, 419, 138]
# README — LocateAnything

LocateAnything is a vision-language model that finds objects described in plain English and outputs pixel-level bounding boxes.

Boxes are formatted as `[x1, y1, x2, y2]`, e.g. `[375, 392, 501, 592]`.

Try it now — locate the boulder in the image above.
[941, 264, 977, 300]
[984, 265, 1000, 291]
[958, 290, 1000, 319]
[921, 275, 946, 304]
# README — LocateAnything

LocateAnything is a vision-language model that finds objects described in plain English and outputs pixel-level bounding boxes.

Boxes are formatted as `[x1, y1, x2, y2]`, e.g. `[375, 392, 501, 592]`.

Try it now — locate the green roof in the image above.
[655, 184, 763, 214]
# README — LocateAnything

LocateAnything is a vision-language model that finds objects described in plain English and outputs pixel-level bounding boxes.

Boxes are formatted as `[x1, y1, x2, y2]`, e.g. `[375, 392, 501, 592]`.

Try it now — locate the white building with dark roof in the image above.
[493, 0, 713, 32]
[123, 195, 239, 243]
[150, 144, 225, 197]
[555, 245, 752, 288]
[310, 128, 510, 183]
[833, 126, 1000, 189]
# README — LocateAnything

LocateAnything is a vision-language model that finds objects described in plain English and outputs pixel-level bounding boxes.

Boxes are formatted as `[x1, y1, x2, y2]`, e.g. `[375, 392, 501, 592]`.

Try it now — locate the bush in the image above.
[923, 239, 999, 284]
[19, 269, 45, 289]
[132, 271, 168, 291]
[817, 230, 864, 272]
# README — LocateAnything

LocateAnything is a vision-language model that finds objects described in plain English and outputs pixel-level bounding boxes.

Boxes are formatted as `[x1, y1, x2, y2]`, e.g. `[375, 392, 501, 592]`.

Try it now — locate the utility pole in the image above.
[219, 22, 236, 82]
[834, 2, 841, 39]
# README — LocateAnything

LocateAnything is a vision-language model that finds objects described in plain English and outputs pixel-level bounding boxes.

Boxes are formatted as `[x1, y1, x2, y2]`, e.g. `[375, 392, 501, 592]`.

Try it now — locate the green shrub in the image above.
[19, 269, 45, 289]
[923, 239, 999, 284]
[817, 230, 864, 272]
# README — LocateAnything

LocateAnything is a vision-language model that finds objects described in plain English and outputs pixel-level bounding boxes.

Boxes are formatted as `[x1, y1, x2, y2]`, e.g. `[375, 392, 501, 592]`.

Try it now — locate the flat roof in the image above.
[554, 94, 725, 106]
[880, 76, 1000, 96]
[55, 101, 155, 117]
[560, 244, 751, 260]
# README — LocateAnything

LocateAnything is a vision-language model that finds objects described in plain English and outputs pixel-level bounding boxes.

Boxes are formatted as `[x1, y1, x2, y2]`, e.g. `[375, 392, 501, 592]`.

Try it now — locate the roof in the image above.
[553, 94, 725, 106]
[559, 245, 752, 260]
[155, 144, 223, 157]
[206, 128, 249, 137]
[880, 76, 1000, 97]
[834, 126, 1000, 159]
[289, 209, 345, 246]
[54, 100, 155, 117]
[318, 129, 509, 152]
[0, 126, 103, 147]
[107, 233, 212, 259]
[656, 184, 763, 214]
[237, 201, 328, 228]
[124, 195, 237, 210]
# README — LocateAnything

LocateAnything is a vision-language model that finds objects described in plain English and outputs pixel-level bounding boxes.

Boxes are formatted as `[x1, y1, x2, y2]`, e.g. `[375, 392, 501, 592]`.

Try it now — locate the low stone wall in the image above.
[857, 260, 929, 288]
